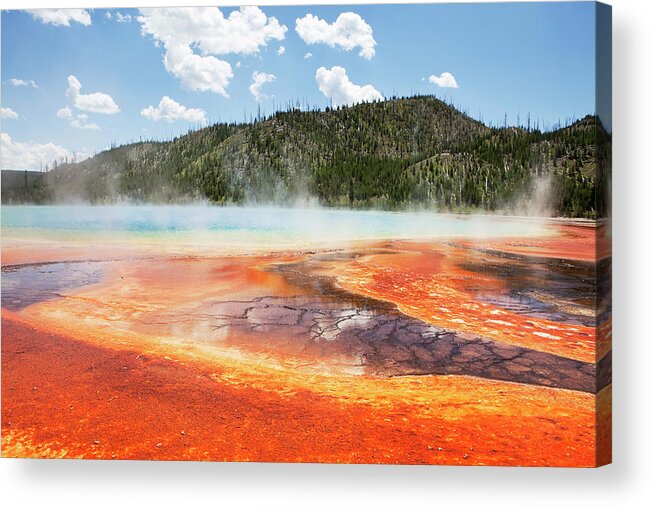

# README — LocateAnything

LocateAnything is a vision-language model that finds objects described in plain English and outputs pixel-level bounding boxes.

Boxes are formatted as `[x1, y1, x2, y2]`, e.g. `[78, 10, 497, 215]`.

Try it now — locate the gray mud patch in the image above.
[198, 293, 598, 392]
[455, 247, 599, 327]
[1, 261, 106, 311]
[163, 254, 601, 393]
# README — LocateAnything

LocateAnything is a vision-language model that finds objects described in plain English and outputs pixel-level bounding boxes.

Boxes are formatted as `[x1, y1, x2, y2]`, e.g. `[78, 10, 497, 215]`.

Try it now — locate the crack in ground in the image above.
[202, 294, 599, 393]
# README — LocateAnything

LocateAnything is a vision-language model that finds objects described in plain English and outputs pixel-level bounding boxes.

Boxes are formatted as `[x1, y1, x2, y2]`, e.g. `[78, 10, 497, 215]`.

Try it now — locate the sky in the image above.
[1, 2, 600, 171]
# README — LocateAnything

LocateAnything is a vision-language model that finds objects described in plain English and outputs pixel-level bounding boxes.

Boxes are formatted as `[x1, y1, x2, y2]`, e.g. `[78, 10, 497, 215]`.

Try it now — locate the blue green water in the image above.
[1, 205, 548, 242]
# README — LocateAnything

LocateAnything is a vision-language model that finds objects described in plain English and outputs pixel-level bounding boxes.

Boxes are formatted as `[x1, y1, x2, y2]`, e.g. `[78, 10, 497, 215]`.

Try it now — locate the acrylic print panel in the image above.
[0, 2, 611, 466]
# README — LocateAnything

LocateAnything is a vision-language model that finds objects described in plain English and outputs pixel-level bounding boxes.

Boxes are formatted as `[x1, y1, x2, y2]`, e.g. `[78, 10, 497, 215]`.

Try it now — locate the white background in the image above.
[1, 0, 649, 505]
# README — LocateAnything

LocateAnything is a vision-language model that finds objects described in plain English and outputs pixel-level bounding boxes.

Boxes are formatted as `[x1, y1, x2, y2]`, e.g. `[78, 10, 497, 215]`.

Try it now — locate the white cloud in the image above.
[27, 9, 92, 27]
[66, 75, 120, 114]
[277, 45, 286, 56]
[9, 78, 39, 88]
[249, 71, 276, 102]
[137, 7, 287, 96]
[315, 66, 383, 108]
[235, 61, 242, 69]
[106, 11, 131, 23]
[70, 114, 100, 130]
[56, 106, 100, 130]
[295, 12, 376, 60]
[138, 6, 287, 55]
[304, 52, 313, 59]
[162, 44, 233, 96]
[1, 132, 76, 170]
[116, 12, 132, 23]
[56, 106, 72, 119]
[56, 76, 116, 129]
[141, 96, 207, 124]
[1, 107, 19, 120]
[429, 72, 459, 89]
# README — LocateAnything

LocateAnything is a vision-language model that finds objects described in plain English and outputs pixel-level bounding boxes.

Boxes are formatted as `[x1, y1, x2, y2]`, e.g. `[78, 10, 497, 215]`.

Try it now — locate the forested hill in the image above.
[1, 96, 611, 218]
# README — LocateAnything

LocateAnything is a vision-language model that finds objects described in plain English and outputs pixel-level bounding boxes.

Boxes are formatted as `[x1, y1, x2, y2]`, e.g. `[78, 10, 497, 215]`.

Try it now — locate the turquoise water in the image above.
[1, 205, 548, 242]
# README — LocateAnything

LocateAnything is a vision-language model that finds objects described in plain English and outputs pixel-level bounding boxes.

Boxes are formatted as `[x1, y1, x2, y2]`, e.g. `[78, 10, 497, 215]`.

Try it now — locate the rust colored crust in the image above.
[2, 312, 602, 466]
[328, 242, 599, 363]
[456, 223, 608, 263]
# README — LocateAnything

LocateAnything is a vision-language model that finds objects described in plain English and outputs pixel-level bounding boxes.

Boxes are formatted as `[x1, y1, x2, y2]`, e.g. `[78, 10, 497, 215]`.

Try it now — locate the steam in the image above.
[510, 174, 555, 218]
[2, 204, 551, 258]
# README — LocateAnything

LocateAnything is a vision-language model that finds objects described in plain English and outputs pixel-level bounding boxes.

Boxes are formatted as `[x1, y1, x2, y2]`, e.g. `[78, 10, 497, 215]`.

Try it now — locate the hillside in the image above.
[1, 170, 46, 203]
[1, 96, 611, 218]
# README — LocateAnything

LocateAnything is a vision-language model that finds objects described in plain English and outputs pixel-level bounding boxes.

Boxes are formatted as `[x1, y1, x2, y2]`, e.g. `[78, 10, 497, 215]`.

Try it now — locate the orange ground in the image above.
[456, 222, 610, 263]
[2, 311, 600, 465]
[327, 241, 597, 363]
[1, 222, 611, 465]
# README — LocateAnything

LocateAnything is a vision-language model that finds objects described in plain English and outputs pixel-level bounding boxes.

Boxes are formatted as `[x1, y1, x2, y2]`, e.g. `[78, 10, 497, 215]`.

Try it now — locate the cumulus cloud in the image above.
[137, 7, 286, 96]
[9, 78, 39, 88]
[304, 52, 313, 59]
[66, 75, 120, 114]
[116, 12, 132, 23]
[295, 12, 376, 59]
[28, 9, 92, 27]
[56, 107, 73, 119]
[141, 96, 207, 124]
[429, 72, 459, 89]
[315, 66, 383, 107]
[249, 71, 276, 102]
[163, 44, 234, 96]
[1, 133, 74, 170]
[105, 12, 112, 21]
[56, 106, 100, 130]
[70, 115, 99, 130]
[277, 45, 285, 56]
[1, 107, 19, 120]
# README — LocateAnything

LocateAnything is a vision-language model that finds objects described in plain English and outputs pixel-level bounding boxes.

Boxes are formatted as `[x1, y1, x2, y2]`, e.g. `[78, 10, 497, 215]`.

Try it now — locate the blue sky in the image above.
[1, 3, 599, 170]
